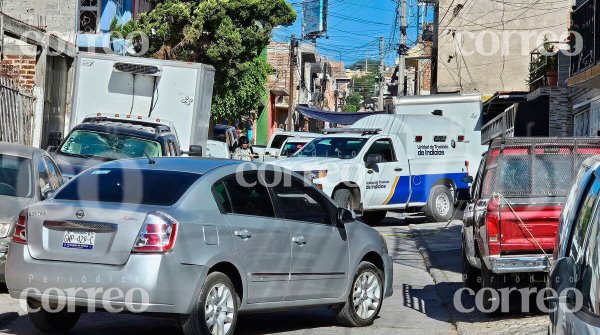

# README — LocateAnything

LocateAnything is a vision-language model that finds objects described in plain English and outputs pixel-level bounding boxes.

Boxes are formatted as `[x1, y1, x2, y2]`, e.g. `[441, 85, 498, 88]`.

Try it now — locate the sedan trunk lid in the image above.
[26, 201, 150, 265]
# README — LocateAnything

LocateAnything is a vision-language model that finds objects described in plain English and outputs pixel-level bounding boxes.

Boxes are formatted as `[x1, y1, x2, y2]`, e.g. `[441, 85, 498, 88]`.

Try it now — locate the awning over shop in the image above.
[296, 106, 386, 125]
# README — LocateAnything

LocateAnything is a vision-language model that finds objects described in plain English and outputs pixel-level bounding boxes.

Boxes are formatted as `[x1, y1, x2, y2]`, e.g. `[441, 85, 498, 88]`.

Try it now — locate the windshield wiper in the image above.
[60, 152, 108, 160]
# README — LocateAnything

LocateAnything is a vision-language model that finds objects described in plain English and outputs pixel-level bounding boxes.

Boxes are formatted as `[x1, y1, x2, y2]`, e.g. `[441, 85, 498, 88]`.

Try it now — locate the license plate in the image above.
[62, 231, 95, 250]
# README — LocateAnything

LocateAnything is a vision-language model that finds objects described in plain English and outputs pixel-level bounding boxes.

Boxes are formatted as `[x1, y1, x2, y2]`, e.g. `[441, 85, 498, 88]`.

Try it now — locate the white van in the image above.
[270, 114, 472, 224]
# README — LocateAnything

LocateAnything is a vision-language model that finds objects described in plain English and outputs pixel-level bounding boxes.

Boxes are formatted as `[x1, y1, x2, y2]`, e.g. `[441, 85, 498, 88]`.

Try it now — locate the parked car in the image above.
[0, 142, 64, 285]
[462, 137, 600, 314]
[6, 158, 393, 334]
[253, 131, 320, 162]
[50, 115, 201, 179]
[548, 155, 600, 335]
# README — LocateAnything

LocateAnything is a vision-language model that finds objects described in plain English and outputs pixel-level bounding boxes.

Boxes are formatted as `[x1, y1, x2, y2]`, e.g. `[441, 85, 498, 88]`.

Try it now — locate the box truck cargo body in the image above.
[68, 52, 215, 153]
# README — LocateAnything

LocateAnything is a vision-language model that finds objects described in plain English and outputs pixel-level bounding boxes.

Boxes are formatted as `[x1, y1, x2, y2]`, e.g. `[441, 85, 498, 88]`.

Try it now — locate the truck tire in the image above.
[481, 262, 503, 316]
[361, 211, 387, 225]
[462, 245, 480, 290]
[333, 189, 354, 210]
[423, 185, 454, 222]
[181, 272, 239, 335]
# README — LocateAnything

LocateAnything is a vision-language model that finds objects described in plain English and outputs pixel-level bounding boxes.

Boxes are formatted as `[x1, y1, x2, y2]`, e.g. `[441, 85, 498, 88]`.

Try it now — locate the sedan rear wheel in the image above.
[181, 272, 238, 335]
[28, 301, 81, 333]
[335, 262, 383, 327]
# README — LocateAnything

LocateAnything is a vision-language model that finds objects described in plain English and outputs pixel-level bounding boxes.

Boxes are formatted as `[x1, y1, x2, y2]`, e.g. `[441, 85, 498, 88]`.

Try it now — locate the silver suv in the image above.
[6, 158, 393, 335]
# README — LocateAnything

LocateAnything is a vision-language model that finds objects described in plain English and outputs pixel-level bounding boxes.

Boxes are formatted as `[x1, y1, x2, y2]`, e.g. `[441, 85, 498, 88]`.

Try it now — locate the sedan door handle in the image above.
[234, 229, 252, 239]
[292, 235, 307, 245]
[394, 167, 403, 172]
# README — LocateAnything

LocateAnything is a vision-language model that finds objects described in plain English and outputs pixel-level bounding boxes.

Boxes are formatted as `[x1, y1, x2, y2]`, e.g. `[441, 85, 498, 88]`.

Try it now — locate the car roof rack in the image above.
[322, 128, 382, 135]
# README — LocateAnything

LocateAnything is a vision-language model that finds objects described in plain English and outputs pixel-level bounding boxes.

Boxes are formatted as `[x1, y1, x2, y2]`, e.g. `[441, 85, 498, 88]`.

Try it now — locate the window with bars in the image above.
[79, 0, 100, 33]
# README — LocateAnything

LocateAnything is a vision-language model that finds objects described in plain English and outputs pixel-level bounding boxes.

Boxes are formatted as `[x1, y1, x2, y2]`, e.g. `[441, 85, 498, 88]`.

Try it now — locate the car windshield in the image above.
[59, 130, 162, 160]
[294, 137, 368, 159]
[54, 168, 201, 206]
[0, 154, 32, 198]
[281, 142, 307, 156]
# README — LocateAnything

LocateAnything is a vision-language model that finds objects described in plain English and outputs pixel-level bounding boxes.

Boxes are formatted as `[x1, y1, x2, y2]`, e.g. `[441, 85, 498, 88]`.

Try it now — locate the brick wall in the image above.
[1, 55, 37, 90]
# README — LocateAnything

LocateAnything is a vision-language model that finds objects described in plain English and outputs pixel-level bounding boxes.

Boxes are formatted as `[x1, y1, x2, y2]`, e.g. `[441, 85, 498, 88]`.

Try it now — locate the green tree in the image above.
[344, 73, 377, 111]
[112, 0, 296, 122]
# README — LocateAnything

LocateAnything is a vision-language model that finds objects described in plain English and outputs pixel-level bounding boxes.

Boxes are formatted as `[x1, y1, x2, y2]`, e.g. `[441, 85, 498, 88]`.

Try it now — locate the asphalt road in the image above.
[0, 213, 548, 335]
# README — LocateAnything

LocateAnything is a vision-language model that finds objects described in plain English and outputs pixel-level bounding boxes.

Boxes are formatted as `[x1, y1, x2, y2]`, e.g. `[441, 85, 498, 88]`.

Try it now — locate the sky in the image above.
[273, 0, 434, 68]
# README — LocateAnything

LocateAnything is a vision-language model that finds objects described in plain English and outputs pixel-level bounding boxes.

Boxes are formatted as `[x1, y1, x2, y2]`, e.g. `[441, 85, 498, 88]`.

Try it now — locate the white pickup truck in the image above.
[253, 131, 320, 162]
[270, 114, 477, 224]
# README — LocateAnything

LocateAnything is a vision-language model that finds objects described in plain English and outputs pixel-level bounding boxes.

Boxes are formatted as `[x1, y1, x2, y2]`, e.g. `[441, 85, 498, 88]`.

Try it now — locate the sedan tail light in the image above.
[132, 212, 178, 253]
[12, 209, 27, 244]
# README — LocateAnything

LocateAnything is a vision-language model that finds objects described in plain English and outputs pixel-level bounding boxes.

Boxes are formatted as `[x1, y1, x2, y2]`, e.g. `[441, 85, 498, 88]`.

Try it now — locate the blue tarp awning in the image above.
[296, 106, 386, 125]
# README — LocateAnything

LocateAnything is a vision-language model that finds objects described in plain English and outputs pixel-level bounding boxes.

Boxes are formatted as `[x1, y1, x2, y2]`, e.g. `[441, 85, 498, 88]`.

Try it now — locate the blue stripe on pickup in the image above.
[386, 172, 469, 205]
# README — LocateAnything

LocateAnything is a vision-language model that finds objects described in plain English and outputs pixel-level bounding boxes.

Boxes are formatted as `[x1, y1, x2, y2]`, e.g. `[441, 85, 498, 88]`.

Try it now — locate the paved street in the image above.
[0, 213, 549, 335]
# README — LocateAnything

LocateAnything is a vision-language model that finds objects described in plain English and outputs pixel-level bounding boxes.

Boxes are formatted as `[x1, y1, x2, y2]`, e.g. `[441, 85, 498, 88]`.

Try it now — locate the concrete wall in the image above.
[2, 0, 78, 43]
[434, 0, 571, 96]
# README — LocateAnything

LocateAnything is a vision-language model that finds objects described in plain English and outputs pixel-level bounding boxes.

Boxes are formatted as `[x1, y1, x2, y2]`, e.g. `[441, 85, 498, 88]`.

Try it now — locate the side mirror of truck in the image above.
[188, 145, 203, 157]
[461, 175, 474, 184]
[366, 154, 383, 166]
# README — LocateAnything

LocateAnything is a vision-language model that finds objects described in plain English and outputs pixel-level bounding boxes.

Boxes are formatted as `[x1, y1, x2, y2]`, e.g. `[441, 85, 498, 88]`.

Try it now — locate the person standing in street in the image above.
[232, 136, 254, 161]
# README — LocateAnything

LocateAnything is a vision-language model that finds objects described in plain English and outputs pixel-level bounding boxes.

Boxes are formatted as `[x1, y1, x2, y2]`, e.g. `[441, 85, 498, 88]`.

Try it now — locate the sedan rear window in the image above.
[55, 168, 200, 206]
[0, 154, 32, 198]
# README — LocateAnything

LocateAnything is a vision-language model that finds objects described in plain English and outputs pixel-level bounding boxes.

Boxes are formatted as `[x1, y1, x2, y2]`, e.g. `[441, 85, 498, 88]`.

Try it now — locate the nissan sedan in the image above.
[6, 158, 393, 335]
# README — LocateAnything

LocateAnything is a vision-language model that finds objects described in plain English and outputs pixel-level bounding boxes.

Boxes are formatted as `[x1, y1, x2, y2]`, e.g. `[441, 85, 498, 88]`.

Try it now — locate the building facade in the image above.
[254, 41, 344, 145]
[433, 0, 571, 96]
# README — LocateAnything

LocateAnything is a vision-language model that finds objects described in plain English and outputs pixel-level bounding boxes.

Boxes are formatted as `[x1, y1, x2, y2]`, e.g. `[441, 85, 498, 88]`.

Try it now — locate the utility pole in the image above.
[398, 0, 407, 96]
[378, 36, 385, 110]
[287, 35, 297, 131]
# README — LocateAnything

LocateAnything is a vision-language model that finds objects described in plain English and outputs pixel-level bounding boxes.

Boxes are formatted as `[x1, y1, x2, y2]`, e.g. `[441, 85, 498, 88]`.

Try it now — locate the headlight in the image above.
[379, 233, 389, 255]
[308, 170, 328, 181]
[0, 222, 11, 238]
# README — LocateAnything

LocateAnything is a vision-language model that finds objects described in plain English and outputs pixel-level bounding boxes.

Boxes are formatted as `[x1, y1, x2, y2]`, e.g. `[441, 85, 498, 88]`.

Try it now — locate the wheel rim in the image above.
[205, 283, 235, 335]
[435, 193, 451, 217]
[352, 271, 381, 320]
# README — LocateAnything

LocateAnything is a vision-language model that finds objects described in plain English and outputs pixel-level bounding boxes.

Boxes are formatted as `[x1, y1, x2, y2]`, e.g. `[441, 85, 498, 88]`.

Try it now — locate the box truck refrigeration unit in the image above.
[68, 52, 215, 155]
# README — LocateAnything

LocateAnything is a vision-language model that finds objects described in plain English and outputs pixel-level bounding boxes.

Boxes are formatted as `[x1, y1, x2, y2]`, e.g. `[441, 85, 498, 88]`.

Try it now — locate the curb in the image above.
[409, 223, 469, 335]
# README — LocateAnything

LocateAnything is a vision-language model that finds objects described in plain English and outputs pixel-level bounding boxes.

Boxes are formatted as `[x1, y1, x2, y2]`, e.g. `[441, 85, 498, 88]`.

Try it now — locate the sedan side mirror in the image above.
[46, 146, 57, 153]
[461, 175, 474, 184]
[338, 208, 356, 224]
[188, 145, 203, 157]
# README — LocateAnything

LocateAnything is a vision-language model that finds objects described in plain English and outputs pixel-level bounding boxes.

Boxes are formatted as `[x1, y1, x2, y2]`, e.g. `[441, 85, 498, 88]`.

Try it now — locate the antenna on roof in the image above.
[144, 152, 156, 165]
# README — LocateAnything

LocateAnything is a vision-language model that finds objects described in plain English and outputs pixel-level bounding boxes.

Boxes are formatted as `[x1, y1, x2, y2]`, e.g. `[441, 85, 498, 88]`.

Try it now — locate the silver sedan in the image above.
[6, 158, 393, 335]
[0, 142, 64, 285]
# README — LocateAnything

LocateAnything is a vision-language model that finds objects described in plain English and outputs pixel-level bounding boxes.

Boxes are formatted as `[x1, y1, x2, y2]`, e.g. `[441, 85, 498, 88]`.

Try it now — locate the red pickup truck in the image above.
[461, 137, 600, 313]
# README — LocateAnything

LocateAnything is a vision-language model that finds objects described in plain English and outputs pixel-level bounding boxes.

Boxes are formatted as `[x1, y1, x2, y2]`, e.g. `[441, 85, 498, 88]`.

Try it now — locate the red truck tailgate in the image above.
[498, 202, 562, 253]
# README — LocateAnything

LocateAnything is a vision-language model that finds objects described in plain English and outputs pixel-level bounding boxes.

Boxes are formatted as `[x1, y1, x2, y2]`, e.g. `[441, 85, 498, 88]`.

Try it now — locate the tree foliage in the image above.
[344, 73, 377, 112]
[112, 0, 296, 122]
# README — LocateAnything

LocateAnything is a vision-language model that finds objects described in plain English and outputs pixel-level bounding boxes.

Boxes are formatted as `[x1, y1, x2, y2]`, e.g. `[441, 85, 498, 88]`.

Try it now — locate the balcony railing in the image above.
[528, 42, 563, 91]
[571, 0, 596, 76]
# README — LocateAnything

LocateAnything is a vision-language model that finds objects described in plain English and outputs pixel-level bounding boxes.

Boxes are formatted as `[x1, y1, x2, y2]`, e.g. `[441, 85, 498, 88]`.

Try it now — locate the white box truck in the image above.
[49, 53, 216, 178]
[394, 94, 487, 175]
[68, 52, 215, 153]
[270, 114, 472, 224]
